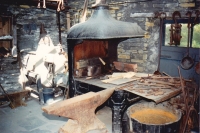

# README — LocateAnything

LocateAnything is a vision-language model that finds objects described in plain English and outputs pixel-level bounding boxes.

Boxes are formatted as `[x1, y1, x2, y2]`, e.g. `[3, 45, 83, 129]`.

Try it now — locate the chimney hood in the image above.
[67, 4, 145, 40]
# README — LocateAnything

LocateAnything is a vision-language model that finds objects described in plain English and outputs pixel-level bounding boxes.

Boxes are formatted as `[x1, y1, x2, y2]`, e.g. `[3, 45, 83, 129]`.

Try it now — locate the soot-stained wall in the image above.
[8, 6, 68, 52]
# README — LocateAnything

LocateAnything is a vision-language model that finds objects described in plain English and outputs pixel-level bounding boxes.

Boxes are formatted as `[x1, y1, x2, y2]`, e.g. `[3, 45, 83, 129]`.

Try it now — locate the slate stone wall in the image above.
[0, 57, 21, 94]
[9, 6, 68, 52]
[0, 5, 68, 93]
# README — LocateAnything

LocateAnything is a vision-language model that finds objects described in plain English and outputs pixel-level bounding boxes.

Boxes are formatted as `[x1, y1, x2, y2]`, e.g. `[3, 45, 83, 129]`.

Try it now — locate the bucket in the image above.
[43, 88, 54, 104]
[127, 102, 182, 133]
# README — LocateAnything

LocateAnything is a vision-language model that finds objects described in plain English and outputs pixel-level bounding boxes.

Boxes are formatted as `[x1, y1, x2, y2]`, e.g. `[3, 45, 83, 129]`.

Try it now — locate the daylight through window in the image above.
[164, 20, 200, 48]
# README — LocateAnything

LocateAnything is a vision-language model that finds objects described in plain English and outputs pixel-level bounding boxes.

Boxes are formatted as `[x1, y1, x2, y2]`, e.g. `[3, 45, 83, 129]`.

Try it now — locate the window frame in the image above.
[162, 18, 199, 48]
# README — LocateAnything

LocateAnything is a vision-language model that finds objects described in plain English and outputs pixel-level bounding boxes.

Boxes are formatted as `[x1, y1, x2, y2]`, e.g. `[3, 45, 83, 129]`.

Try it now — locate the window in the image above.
[192, 24, 200, 48]
[164, 19, 200, 48]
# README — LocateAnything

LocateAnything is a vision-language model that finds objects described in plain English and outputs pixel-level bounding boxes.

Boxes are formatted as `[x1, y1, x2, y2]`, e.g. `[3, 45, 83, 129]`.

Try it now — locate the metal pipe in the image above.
[57, 11, 61, 44]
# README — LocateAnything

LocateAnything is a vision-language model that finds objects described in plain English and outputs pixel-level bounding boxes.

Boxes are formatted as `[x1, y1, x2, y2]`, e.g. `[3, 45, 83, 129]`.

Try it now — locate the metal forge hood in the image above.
[67, 5, 145, 39]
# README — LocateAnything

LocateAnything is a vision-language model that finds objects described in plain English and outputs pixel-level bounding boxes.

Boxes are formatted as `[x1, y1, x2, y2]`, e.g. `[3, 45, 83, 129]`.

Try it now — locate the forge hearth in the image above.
[67, 2, 145, 96]
[66, 1, 145, 132]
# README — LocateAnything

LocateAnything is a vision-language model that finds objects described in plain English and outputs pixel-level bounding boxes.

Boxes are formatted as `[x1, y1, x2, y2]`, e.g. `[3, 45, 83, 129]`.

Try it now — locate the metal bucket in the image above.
[127, 102, 182, 133]
[43, 88, 54, 104]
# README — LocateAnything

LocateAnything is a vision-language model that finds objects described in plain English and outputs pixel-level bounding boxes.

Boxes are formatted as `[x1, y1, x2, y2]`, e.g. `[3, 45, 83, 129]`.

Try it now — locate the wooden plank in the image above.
[104, 78, 137, 85]
[101, 72, 137, 84]
[0, 41, 11, 49]
[113, 61, 137, 72]
[75, 78, 118, 89]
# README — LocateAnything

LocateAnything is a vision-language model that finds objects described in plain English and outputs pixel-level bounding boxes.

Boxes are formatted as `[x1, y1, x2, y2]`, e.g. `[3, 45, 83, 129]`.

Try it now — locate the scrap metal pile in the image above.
[117, 74, 182, 97]
[115, 71, 199, 133]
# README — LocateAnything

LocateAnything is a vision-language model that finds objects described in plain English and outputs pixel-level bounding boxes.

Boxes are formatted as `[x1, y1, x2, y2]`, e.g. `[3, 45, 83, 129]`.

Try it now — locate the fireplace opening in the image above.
[73, 39, 122, 78]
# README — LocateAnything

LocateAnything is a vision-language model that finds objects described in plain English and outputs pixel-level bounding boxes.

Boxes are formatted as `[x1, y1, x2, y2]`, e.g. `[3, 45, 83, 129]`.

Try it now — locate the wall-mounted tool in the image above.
[37, 0, 46, 8]
[169, 11, 182, 46]
[37, 0, 65, 11]
[194, 10, 200, 25]
[195, 62, 200, 75]
[180, 11, 194, 70]
[154, 12, 166, 75]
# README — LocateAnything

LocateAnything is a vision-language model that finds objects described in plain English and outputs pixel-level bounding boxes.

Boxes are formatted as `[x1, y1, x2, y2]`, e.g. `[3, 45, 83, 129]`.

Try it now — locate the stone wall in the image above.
[9, 6, 68, 52]
[0, 57, 21, 94]
[0, 5, 68, 94]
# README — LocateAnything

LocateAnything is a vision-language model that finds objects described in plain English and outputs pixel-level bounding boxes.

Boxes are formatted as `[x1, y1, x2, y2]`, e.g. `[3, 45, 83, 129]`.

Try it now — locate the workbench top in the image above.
[74, 76, 182, 104]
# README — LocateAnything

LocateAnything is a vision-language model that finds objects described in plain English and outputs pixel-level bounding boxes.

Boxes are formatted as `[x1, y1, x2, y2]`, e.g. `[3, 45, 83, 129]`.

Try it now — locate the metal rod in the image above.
[177, 66, 188, 113]
[57, 11, 62, 44]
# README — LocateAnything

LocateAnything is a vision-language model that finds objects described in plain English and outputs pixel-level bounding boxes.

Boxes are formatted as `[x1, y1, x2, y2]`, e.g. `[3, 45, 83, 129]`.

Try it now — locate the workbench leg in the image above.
[110, 90, 127, 133]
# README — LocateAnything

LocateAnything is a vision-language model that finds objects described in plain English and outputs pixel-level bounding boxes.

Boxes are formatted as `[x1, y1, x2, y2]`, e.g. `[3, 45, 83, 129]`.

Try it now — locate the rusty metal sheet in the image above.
[124, 88, 181, 104]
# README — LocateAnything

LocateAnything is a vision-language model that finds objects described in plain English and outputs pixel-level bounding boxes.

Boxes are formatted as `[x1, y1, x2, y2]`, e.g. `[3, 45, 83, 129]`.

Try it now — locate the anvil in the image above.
[42, 88, 115, 133]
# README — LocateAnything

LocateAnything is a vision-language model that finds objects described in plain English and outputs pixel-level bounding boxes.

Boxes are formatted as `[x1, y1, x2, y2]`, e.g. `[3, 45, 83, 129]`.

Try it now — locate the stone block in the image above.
[138, 49, 144, 54]
[117, 13, 122, 17]
[124, 49, 132, 54]
[20, 5, 30, 8]
[129, 49, 138, 53]
[131, 53, 143, 60]
[118, 58, 128, 63]
[145, 26, 149, 31]
[130, 13, 154, 18]
[153, 4, 165, 8]
[179, 2, 195, 7]
[118, 54, 130, 59]
[137, 18, 146, 22]
[137, 67, 144, 72]
[144, 43, 148, 47]
[165, 3, 179, 8]
[109, 10, 116, 14]
[117, 48, 125, 53]
[178, 0, 194, 2]
[139, 2, 150, 8]
[130, 59, 144, 63]
[144, 34, 151, 38]
[143, 54, 148, 60]
[110, 6, 120, 10]
[145, 22, 154, 27]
